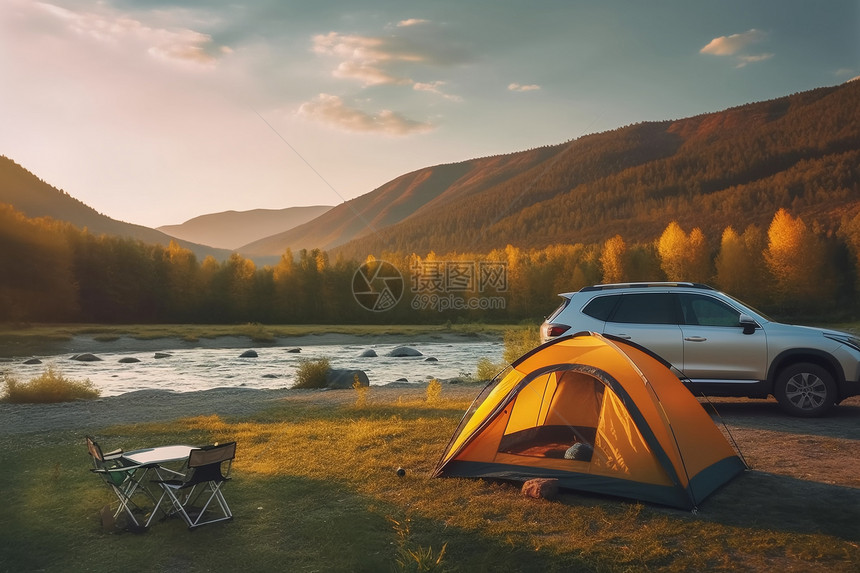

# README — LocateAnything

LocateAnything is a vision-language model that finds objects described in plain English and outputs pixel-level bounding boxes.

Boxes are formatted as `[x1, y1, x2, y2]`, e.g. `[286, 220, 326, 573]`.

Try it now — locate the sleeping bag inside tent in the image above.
[433, 332, 746, 510]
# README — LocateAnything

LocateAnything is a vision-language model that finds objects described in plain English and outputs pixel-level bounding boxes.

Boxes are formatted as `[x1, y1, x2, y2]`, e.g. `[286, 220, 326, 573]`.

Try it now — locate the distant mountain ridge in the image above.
[0, 156, 234, 262]
[158, 206, 332, 250]
[2, 81, 858, 263]
[237, 150, 558, 256]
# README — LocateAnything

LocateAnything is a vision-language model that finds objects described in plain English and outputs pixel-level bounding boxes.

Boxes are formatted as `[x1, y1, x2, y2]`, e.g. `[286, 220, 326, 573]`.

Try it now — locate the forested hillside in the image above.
[2, 82, 860, 325]
[336, 81, 860, 258]
[3, 200, 860, 324]
[0, 156, 232, 262]
[238, 147, 558, 255]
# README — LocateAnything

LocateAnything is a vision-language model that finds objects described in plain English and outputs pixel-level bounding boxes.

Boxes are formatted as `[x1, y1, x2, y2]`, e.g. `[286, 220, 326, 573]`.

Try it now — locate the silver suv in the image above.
[540, 282, 860, 417]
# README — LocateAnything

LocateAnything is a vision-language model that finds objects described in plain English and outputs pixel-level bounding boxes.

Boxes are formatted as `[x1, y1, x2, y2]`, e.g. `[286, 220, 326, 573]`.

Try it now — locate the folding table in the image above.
[122, 445, 195, 527]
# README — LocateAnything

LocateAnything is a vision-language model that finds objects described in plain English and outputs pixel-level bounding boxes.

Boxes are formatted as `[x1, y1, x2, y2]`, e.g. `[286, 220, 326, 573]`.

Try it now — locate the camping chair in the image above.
[85, 436, 156, 532]
[151, 442, 236, 529]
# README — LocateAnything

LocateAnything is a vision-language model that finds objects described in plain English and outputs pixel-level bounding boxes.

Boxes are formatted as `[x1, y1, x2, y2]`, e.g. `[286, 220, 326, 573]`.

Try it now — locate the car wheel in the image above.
[774, 363, 836, 417]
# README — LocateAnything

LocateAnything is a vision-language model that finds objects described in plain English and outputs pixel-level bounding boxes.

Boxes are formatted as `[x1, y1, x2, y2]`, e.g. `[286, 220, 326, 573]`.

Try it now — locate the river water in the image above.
[1, 337, 505, 397]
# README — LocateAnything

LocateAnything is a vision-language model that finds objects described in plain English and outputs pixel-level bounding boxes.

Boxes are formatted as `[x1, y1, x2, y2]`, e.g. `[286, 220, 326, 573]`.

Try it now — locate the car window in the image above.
[582, 295, 619, 321]
[679, 294, 741, 326]
[608, 293, 679, 324]
[546, 297, 573, 322]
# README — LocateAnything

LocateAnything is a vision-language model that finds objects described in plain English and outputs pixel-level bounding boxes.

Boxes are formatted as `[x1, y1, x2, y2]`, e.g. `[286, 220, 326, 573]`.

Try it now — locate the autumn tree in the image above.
[764, 208, 834, 310]
[715, 227, 746, 296]
[687, 228, 713, 283]
[163, 241, 200, 321]
[713, 224, 768, 307]
[657, 222, 687, 281]
[656, 222, 711, 282]
[600, 235, 627, 283]
[838, 211, 860, 296]
[0, 205, 79, 321]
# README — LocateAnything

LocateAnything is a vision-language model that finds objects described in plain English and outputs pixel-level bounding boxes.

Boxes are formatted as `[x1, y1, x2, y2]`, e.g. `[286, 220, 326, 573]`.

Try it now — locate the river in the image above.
[1, 336, 505, 397]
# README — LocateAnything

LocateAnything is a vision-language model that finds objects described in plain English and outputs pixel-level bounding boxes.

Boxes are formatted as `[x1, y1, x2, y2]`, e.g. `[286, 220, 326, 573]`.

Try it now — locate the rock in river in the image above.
[388, 346, 423, 357]
[325, 368, 370, 389]
[71, 353, 102, 362]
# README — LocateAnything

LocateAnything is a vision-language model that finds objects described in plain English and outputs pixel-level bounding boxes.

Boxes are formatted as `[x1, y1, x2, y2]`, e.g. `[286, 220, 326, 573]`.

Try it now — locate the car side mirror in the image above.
[739, 314, 758, 335]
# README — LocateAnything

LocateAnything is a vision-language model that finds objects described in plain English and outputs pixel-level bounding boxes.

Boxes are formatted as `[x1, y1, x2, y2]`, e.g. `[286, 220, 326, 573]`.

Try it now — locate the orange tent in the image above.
[433, 332, 746, 510]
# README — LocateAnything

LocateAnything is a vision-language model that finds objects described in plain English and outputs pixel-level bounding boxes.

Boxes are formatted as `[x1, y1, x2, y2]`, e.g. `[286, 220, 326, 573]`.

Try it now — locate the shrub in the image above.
[293, 357, 331, 389]
[502, 326, 541, 364]
[474, 326, 539, 381]
[1, 366, 100, 403]
[475, 357, 506, 381]
[425, 379, 442, 404]
[353, 377, 369, 407]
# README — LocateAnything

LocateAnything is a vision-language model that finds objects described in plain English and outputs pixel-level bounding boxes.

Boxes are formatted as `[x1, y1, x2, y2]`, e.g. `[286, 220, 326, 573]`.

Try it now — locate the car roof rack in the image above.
[580, 282, 715, 292]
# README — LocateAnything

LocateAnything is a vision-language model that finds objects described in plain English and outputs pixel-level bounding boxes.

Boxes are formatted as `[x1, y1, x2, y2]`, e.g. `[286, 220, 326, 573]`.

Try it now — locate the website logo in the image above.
[352, 260, 405, 312]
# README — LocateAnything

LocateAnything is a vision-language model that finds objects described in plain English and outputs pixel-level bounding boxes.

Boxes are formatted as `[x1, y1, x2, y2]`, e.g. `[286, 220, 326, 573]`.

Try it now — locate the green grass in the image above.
[0, 394, 856, 572]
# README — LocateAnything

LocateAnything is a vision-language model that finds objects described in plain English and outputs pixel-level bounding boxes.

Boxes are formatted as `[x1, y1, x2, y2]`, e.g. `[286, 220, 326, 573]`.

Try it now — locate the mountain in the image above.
[0, 156, 233, 262]
[158, 206, 332, 250]
[238, 147, 560, 256]
[327, 80, 860, 258]
[4, 81, 858, 264]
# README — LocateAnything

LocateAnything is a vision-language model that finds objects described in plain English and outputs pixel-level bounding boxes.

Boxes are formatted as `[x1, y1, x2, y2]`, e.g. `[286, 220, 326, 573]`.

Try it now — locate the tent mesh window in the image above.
[497, 371, 604, 462]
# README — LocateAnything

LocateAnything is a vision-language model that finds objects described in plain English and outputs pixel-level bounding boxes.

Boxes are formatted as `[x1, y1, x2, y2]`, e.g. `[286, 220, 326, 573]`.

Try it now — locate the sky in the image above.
[1, 1, 857, 229]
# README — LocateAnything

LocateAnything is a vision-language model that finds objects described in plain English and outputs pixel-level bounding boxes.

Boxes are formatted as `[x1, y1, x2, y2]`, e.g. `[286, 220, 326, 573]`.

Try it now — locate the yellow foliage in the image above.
[425, 379, 442, 404]
[657, 221, 688, 280]
[764, 208, 832, 304]
[1, 366, 100, 403]
[657, 222, 712, 282]
[600, 234, 627, 283]
[353, 378, 369, 408]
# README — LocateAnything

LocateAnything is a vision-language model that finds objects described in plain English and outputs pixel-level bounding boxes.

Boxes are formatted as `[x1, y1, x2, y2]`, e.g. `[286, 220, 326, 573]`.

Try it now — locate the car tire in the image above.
[774, 363, 836, 417]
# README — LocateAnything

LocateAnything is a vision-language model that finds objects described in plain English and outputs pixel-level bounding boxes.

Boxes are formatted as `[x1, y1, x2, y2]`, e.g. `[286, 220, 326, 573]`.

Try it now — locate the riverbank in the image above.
[0, 381, 485, 436]
[0, 323, 510, 359]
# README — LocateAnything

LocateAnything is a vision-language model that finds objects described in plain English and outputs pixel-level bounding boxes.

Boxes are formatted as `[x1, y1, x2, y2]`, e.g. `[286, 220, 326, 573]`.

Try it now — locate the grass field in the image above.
[1, 388, 857, 572]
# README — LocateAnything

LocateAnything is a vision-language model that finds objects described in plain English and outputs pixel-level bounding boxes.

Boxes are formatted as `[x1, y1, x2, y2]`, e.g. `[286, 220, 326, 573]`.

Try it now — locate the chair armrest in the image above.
[90, 463, 146, 475]
[102, 449, 124, 461]
[154, 466, 187, 477]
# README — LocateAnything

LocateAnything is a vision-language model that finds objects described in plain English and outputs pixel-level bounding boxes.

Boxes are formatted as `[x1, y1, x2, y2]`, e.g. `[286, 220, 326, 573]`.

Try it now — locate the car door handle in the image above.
[684, 336, 708, 342]
[609, 333, 632, 340]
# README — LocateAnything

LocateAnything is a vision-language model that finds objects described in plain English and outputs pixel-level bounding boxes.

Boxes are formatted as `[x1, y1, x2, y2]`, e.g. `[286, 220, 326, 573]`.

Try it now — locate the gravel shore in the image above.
[0, 382, 483, 436]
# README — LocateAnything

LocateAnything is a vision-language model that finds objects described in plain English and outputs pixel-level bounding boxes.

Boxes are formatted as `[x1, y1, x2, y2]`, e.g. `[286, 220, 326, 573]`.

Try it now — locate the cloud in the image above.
[35, 1, 228, 67]
[313, 31, 430, 86]
[508, 83, 541, 92]
[298, 93, 434, 135]
[332, 58, 412, 86]
[700, 29, 765, 56]
[311, 23, 468, 88]
[149, 29, 228, 66]
[735, 53, 774, 68]
[414, 81, 462, 101]
[700, 29, 771, 67]
[397, 19, 429, 27]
